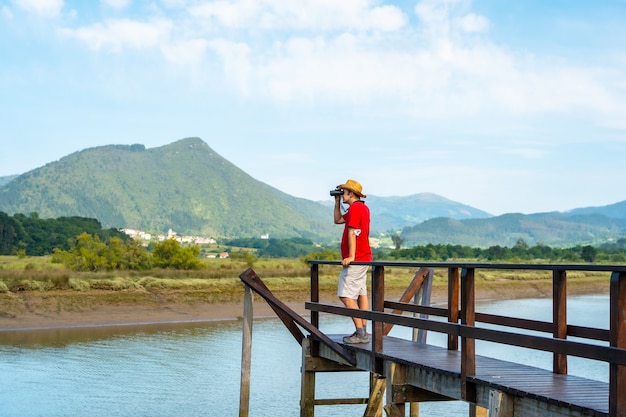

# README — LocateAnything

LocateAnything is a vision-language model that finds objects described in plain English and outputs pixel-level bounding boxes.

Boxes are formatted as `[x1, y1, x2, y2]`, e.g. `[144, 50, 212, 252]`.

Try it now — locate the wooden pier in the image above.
[238, 261, 626, 417]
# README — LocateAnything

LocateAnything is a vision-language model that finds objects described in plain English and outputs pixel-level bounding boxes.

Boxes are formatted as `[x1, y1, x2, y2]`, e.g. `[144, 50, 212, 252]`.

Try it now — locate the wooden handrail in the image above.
[307, 260, 626, 416]
[238, 268, 356, 366]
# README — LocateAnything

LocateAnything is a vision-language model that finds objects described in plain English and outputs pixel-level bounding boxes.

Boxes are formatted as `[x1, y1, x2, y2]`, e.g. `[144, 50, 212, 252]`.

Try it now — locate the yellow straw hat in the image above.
[337, 179, 366, 198]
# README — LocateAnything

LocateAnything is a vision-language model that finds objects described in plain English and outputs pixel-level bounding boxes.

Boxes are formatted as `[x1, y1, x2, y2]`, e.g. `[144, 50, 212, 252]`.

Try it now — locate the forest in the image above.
[0, 211, 128, 256]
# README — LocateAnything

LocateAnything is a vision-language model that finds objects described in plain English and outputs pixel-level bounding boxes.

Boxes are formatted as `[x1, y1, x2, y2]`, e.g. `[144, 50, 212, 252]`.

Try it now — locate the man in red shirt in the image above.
[333, 179, 372, 344]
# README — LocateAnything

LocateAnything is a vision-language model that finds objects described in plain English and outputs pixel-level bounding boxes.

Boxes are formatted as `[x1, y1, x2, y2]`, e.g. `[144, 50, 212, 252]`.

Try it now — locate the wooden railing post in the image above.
[609, 271, 626, 417]
[461, 267, 476, 403]
[553, 269, 568, 374]
[372, 264, 385, 375]
[310, 263, 320, 325]
[239, 284, 253, 417]
[448, 267, 460, 351]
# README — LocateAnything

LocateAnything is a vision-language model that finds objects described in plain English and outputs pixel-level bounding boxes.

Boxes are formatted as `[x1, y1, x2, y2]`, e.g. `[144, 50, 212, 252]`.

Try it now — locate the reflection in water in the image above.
[0, 294, 609, 417]
[0, 320, 238, 348]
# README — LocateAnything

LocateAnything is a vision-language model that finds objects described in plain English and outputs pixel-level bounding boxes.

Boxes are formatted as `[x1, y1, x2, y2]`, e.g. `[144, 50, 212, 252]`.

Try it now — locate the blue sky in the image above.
[1, 0, 625, 215]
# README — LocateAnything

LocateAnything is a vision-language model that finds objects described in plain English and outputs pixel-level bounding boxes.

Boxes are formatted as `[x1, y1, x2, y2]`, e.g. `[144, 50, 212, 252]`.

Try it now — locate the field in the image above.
[0, 255, 611, 329]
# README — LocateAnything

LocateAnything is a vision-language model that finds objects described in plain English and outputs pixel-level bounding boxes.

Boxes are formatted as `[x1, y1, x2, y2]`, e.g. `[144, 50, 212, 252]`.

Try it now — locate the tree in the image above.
[152, 239, 203, 270]
[391, 234, 404, 250]
[581, 245, 597, 262]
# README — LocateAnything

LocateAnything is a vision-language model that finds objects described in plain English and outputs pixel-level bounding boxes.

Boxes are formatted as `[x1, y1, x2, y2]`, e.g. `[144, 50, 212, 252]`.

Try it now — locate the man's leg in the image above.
[339, 296, 362, 329]
[357, 294, 369, 329]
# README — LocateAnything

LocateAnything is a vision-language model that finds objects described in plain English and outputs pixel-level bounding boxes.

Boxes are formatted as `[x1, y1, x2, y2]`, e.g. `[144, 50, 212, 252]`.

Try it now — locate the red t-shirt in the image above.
[341, 201, 372, 262]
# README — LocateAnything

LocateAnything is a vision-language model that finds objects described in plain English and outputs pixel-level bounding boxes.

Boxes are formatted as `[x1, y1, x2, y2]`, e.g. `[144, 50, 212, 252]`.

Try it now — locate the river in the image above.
[0, 294, 609, 417]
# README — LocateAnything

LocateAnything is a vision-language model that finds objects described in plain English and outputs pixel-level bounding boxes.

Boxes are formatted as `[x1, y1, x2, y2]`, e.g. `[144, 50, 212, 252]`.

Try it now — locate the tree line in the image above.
[382, 238, 626, 263]
[0, 212, 128, 256]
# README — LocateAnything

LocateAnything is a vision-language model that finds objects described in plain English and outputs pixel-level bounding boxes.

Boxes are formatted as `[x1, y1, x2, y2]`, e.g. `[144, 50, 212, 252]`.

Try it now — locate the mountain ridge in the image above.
[0, 138, 334, 239]
[1, 137, 625, 247]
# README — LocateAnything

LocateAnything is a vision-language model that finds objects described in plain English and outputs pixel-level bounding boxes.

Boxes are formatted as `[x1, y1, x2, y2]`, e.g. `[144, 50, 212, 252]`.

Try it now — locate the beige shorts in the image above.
[337, 265, 369, 299]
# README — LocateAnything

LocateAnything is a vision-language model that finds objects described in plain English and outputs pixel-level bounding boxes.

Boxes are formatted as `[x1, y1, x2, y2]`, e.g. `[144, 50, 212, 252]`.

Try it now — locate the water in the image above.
[0, 294, 609, 417]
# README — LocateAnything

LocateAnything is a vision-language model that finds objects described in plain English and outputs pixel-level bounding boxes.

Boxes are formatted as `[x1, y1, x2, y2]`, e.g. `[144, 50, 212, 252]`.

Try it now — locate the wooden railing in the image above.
[305, 261, 626, 417]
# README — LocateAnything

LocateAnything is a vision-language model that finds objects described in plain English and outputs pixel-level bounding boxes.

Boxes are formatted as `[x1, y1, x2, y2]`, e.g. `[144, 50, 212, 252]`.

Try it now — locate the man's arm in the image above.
[342, 227, 357, 266]
[334, 197, 345, 224]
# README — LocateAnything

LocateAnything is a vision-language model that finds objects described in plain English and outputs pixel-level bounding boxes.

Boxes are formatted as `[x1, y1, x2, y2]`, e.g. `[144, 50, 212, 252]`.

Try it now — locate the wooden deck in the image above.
[319, 334, 609, 416]
[238, 263, 626, 417]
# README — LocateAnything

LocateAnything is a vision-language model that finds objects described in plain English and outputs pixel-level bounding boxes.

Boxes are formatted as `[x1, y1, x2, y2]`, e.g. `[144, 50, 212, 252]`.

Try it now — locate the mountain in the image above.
[2, 136, 625, 247]
[566, 201, 626, 219]
[0, 175, 18, 187]
[0, 138, 335, 239]
[364, 193, 491, 231]
[401, 212, 626, 248]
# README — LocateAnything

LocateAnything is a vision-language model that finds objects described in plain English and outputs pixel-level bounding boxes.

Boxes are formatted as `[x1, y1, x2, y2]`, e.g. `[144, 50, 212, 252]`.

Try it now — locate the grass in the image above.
[0, 256, 612, 318]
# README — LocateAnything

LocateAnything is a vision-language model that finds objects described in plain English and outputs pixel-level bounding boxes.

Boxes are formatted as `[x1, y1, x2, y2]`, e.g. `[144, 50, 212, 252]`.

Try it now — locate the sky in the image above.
[1, 0, 625, 216]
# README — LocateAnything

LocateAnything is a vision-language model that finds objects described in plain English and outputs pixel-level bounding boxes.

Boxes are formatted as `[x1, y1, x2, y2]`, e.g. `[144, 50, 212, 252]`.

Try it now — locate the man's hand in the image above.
[342, 256, 354, 267]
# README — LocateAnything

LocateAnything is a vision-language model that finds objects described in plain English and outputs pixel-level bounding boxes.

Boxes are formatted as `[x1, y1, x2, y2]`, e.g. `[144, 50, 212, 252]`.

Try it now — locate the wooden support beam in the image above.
[383, 267, 429, 335]
[239, 285, 253, 417]
[470, 404, 488, 417]
[390, 385, 452, 403]
[300, 338, 315, 417]
[363, 374, 386, 417]
[487, 390, 514, 417]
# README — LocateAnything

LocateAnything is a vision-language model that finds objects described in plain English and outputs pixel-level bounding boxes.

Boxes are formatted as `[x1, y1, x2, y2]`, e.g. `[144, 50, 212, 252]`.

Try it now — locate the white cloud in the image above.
[454, 13, 489, 33]
[101, 0, 131, 11]
[189, 0, 407, 32]
[208, 38, 252, 94]
[59, 18, 172, 52]
[10, 0, 63, 18]
[161, 38, 210, 66]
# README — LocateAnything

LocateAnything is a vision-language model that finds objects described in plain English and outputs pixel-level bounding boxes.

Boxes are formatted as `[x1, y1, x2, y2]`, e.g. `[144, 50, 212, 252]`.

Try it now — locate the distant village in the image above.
[121, 228, 235, 258]
[121, 227, 383, 257]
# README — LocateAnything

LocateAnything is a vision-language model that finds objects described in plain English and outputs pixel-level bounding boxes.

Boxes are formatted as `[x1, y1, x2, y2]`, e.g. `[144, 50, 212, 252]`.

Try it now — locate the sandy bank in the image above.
[0, 279, 608, 331]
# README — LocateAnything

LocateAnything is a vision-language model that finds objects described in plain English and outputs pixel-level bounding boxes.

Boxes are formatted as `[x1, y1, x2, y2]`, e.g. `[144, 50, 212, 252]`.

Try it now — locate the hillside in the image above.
[364, 193, 491, 231]
[401, 212, 626, 247]
[566, 201, 626, 219]
[0, 138, 334, 239]
[2, 137, 625, 247]
[0, 175, 17, 187]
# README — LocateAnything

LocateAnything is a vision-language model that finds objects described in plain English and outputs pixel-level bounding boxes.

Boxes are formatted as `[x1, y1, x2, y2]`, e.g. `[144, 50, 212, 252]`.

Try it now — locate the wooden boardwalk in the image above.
[239, 262, 626, 417]
[318, 334, 609, 416]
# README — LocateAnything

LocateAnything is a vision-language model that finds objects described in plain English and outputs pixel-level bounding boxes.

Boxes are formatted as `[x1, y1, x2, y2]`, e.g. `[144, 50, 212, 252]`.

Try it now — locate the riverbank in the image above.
[0, 277, 609, 331]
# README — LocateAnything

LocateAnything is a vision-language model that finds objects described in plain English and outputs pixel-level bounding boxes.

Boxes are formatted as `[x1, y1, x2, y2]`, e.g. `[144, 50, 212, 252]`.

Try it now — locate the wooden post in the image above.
[553, 269, 568, 374]
[239, 284, 253, 417]
[461, 268, 476, 403]
[487, 390, 513, 417]
[364, 374, 385, 417]
[300, 338, 316, 417]
[371, 265, 385, 375]
[610, 271, 626, 417]
[448, 267, 460, 351]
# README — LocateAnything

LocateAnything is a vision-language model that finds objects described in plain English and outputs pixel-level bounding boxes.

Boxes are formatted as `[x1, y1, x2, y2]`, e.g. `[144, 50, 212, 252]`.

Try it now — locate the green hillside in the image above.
[0, 138, 335, 240]
[401, 212, 626, 247]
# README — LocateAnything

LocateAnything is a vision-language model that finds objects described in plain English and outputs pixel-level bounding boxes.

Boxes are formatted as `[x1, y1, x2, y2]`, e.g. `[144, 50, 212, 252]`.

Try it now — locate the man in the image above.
[333, 179, 372, 344]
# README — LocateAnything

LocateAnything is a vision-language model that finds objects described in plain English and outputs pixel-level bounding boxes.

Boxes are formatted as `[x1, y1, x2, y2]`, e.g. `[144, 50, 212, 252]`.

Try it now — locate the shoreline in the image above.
[0, 280, 609, 332]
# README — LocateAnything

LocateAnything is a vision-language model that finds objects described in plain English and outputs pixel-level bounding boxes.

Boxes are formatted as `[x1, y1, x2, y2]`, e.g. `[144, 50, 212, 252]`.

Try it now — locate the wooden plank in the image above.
[320, 334, 610, 416]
